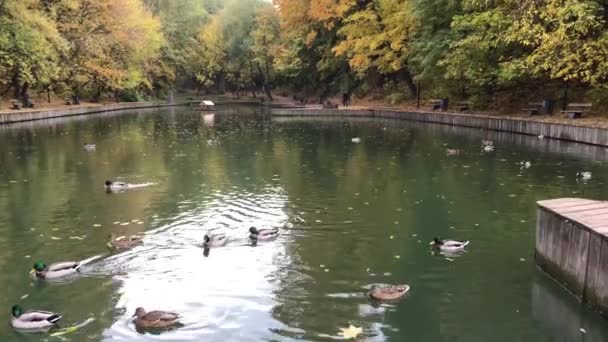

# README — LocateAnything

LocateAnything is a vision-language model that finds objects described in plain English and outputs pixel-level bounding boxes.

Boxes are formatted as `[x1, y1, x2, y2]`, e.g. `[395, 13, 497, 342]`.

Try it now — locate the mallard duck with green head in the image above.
[203, 233, 227, 248]
[30, 255, 103, 280]
[10, 305, 62, 332]
[430, 237, 469, 252]
[249, 227, 278, 241]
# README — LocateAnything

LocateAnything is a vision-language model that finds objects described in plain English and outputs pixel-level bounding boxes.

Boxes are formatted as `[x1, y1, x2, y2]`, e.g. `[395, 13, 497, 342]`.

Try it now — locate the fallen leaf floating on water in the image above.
[339, 325, 363, 339]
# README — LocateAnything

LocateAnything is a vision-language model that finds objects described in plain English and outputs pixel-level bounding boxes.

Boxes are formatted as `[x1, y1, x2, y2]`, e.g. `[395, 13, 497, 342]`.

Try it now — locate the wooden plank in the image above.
[538, 198, 598, 211]
[559, 203, 608, 214]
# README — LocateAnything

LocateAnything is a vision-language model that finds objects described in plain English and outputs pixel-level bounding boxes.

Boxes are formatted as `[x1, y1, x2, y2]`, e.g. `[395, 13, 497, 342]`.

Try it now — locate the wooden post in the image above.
[416, 80, 421, 109]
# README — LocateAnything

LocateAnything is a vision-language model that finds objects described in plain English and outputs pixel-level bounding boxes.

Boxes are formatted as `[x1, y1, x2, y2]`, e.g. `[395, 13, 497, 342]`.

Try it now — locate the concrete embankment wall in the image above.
[271, 108, 608, 147]
[0, 101, 200, 125]
[536, 198, 608, 317]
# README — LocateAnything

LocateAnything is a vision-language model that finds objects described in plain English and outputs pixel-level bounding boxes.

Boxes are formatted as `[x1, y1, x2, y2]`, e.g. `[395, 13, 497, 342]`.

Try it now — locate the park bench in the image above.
[455, 101, 470, 112]
[429, 99, 441, 111]
[562, 103, 592, 119]
[9, 99, 21, 110]
[64, 96, 73, 105]
[521, 102, 543, 116]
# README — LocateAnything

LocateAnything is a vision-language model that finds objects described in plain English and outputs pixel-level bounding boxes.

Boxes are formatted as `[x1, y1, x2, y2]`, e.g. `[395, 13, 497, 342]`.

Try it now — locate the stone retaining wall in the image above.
[271, 108, 608, 147]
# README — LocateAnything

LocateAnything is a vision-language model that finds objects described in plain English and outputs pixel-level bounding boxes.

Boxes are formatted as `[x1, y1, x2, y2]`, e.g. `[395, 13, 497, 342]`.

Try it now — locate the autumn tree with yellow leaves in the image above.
[3, 0, 608, 108]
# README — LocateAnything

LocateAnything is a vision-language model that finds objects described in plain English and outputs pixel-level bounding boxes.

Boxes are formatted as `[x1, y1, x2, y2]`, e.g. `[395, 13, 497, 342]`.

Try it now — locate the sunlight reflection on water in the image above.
[98, 185, 291, 341]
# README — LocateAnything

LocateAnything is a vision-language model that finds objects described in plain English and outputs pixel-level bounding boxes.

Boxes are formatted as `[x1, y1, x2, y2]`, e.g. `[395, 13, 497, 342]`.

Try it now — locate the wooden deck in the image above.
[536, 198, 608, 318]
[538, 198, 608, 236]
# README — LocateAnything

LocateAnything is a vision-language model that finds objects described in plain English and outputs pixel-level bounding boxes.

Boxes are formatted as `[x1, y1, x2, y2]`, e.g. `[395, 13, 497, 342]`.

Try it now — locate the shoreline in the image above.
[0, 101, 201, 125]
[271, 107, 608, 147]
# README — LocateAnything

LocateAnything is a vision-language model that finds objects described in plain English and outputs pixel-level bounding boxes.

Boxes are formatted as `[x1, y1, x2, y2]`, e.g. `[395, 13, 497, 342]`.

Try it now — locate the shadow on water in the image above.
[532, 274, 608, 342]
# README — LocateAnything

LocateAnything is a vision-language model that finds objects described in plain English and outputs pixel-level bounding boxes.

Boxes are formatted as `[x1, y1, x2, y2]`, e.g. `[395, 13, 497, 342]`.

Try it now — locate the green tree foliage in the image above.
[0, 0, 66, 98]
[3, 0, 608, 106]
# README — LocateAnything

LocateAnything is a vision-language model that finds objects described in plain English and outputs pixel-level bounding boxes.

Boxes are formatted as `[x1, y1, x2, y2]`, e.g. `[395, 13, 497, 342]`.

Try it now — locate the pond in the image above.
[0, 105, 607, 341]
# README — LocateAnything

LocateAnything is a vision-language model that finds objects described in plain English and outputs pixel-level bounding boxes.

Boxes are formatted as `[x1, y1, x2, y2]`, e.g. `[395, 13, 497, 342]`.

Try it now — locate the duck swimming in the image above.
[577, 171, 592, 181]
[249, 227, 278, 241]
[203, 233, 227, 248]
[31, 255, 103, 280]
[105, 180, 129, 191]
[107, 234, 143, 251]
[132, 307, 180, 331]
[10, 305, 62, 332]
[430, 237, 469, 252]
[83, 144, 96, 151]
[368, 284, 410, 301]
[105, 180, 155, 192]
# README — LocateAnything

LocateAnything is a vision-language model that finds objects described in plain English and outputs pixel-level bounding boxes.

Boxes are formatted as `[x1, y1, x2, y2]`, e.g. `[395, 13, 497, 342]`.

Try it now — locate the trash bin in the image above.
[440, 98, 449, 111]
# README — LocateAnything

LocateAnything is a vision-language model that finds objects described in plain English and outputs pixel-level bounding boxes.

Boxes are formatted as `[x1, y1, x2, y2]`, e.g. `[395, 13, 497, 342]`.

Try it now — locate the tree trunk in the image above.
[263, 84, 273, 101]
[93, 84, 102, 102]
[256, 63, 273, 101]
[20, 82, 30, 107]
[248, 52, 257, 98]
[400, 69, 417, 97]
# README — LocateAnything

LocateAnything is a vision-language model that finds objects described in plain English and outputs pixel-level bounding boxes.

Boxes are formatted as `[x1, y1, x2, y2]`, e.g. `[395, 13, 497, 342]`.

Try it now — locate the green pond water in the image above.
[0, 105, 607, 341]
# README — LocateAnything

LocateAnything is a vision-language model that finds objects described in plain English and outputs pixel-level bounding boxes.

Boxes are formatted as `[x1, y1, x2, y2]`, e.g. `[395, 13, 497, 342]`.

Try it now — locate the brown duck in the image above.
[133, 307, 180, 331]
[107, 234, 143, 251]
[368, 284, 410, 301]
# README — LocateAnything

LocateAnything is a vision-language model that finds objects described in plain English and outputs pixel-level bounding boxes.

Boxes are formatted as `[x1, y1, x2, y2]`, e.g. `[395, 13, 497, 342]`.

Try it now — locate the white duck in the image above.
[351, 137, 361, 143]
[483, 145, 494, 152]
[83, 144, 96, 151]
[10, 305, 62, 332]
[430, 237, 469, 252]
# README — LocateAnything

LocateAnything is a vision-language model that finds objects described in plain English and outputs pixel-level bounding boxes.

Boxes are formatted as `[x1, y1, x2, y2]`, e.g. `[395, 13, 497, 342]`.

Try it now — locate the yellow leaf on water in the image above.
[339, 325, 363, 339]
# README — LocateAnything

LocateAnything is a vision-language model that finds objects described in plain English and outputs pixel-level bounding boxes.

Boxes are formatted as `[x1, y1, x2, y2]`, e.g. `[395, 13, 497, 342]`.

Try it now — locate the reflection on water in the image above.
[532, 275, 608, 342]
[0, 108, 608, 341]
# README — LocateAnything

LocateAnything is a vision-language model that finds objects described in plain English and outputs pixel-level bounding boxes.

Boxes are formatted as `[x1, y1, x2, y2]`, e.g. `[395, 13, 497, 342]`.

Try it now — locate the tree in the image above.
[251, 3, 281, 100]
[0, 0, 66, 100]
[51, 0, 163, 100]
[333, 0, 418, 95]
